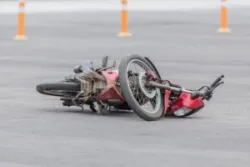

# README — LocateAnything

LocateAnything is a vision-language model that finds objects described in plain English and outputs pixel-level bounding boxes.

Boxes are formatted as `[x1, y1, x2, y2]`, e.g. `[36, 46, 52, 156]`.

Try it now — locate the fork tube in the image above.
[148, 81, 182, 92]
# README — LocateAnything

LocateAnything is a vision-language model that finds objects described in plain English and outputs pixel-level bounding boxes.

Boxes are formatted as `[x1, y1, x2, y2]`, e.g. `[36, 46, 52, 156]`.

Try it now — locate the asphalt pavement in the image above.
[1, 9, 250, 167]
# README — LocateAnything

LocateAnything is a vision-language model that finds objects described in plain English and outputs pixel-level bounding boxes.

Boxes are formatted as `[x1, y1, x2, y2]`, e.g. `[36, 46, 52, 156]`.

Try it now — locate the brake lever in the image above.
[210, 75, 224, 88]
[192, 77, 225, 100]
[198, 86, 210, 91]
[210, 81, 224, 92]
[201, 81, 224, 100]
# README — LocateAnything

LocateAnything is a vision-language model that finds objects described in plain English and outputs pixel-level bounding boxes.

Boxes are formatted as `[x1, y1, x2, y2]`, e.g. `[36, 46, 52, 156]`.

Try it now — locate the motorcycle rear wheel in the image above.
[36, 82, 80, 97]
[118, 54, 164, 121]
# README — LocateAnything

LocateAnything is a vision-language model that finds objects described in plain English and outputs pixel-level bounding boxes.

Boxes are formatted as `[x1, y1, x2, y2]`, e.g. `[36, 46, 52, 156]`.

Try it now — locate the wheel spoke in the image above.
[125, 59, 162, 114]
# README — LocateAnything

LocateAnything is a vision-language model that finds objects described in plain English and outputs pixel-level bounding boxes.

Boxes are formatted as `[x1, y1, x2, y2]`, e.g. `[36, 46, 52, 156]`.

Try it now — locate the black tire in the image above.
[118, 54, 164, 121]
[36, 82, 80, 97]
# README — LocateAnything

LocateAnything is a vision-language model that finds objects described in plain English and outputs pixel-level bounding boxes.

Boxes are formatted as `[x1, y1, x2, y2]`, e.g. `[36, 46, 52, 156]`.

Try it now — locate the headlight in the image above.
[173, 107, 192, 117]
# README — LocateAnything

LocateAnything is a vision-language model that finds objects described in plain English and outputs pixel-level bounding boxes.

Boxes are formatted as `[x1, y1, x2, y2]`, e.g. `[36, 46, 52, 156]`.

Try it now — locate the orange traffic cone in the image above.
[118, 0, 132, 37]
[217, 0, 231, 33]
[14, 0, 28, 40]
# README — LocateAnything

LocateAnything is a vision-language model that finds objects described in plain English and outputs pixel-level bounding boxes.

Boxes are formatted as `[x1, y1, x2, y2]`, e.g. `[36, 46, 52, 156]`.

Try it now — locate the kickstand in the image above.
[72, 91, 85, 110]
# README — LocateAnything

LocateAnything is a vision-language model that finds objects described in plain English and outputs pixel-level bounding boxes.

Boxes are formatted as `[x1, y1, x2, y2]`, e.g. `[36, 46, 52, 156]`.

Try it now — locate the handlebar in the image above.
[148, 74, 224, 100]
[191, 75, 225, 100]
[210, 75, 224, 88]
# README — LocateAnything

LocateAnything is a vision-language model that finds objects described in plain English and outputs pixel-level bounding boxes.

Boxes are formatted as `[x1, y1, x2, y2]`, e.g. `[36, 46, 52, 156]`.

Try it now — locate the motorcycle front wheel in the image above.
[118, 54, 164, 121]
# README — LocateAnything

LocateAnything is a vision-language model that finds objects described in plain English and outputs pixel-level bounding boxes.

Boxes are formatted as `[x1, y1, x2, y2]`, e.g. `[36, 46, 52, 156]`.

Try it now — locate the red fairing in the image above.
[96, 70, 125, 101]
[101, 70, 119, 84]
[164, 90, 171, 113]
[97, 86, 125, 101]
[171, 92, 204, 111]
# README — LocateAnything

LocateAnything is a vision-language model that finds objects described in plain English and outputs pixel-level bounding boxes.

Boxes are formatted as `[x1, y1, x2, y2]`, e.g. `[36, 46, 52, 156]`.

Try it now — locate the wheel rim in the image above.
[125, 59, 162, 114]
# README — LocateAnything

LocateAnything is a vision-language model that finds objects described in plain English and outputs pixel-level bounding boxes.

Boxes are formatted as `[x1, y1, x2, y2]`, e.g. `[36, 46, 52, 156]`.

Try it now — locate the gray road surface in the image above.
[1, 9, 250, 167]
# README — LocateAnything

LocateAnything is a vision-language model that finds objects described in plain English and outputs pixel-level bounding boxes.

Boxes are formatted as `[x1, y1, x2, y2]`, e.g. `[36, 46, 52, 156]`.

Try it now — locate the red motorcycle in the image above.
[36, 55, 225, 121]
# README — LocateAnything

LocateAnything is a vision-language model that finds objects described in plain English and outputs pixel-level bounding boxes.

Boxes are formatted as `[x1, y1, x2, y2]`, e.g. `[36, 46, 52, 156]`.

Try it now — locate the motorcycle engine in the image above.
[77, 71, 107, 97]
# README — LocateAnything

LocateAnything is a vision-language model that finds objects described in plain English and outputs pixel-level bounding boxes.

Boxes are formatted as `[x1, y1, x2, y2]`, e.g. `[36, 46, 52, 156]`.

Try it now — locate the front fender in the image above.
[164, 90, 171, 113]
[144, 57, 162, 79]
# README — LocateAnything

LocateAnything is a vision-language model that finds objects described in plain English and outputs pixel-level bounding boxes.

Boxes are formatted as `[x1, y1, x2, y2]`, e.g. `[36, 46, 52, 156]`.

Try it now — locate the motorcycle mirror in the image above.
[102, 56, 109, 68]
[73, 65, 83, 73]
